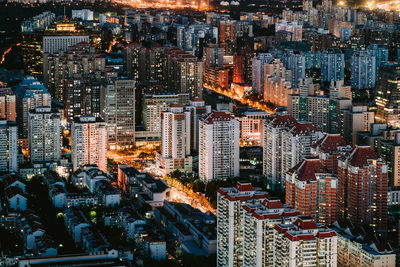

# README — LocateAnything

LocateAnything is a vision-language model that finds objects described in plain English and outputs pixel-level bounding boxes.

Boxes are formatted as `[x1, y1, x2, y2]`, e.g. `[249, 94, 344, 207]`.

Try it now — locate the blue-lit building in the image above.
[320, 48, 344, 82]
[367, 44, 388, 74]
[351, 51, 376, 89]
[282, 51, 306, 88]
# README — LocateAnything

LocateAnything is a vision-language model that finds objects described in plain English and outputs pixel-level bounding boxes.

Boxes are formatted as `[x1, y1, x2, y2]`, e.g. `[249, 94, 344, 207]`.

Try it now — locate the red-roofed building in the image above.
[311, 133, 350, 174]
[273, 216, 338, 267]
[338, 146, 388, 234]
[242, 197, 299, 267]
[286, 157, 338, 225]
[217, 182, 269, 267]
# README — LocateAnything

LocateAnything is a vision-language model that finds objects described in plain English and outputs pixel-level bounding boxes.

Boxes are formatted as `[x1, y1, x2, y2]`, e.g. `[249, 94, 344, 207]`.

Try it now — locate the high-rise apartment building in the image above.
[242, 198, 299, 267]
[263, 115, 322, 189]
[199, 112, 239, 182]
[311, 133, 348, 174]
[338, 146, 388, 234]
[375, 64, 400, 126]
[351, 51, 376, 89]
[164, 48, 204, 98]
[0, 120, 18, 171]
[160, 106, 192, 173]
[286, 157, 337, 224]
[366, 44, 388, 73]
[43, 42, 106, 105]
[203, 45, 224, 67]
[343, 105, 374, 145]
[0, 88, 16, 122]
[217, 182, 337, 267]
[71, 115, 107, 173]
[28, 106, 61, 162]
[185, 99, 212, 152]
[321, 48, 345, 82]
[288, 78, 330, 132]
[282, 51, 306, 87]
[217, 182, 270, 267]
[16, 77, 52, 138]
[275, 21, 303, 41]
[142, 93, 190, 135]
[263, 59, 293, 107]
[273, 216, 337, 266]
[378, 132, 400, 187]
[251, 53, 273, 95]
[102, 78, 135, 150]
[233, 50, 253, 84]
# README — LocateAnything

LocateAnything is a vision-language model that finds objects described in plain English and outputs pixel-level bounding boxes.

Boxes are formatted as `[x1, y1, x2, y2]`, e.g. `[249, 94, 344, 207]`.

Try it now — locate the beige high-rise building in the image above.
[159, 106, 192, 173]
[0, 88, 16, 122]
[71, 115, 107, 173]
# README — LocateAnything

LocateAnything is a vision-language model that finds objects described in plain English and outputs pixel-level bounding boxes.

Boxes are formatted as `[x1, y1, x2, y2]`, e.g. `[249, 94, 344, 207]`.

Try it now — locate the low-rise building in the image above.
[332, 221, 396, 267]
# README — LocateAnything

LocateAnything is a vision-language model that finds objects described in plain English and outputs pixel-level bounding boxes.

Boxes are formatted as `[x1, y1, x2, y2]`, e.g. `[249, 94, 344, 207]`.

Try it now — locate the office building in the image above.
[28, 106, 61, 162]
[338, 146, 388, 234]
[0, 88, 16, 122]
[235, 109, 269, 146]
[199, 112, 240, 182]
[71, 115, 107, 173]
[43, 35, 90, 54]
[351, 51, 376, 89]
[0, 120, 18, 172]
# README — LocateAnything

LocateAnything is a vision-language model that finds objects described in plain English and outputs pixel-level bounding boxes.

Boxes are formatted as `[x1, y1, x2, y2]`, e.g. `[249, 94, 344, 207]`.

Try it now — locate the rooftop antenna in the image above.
[63, 6, 66, 19]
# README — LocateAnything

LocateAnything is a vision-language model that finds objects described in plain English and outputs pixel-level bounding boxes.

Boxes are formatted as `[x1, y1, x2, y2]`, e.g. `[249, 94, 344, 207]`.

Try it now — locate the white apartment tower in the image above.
[199, 111, 240, 182]
[273, 216, 338, 267]
[263, 114, 322, 189]
[160, 105, 192, 173]
[0, 120, 18, 171]
[71, 115, 107, 173]
[28, 106, 61, 162]
[217, 182, 270, 267]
